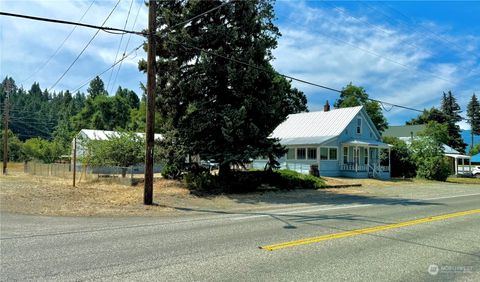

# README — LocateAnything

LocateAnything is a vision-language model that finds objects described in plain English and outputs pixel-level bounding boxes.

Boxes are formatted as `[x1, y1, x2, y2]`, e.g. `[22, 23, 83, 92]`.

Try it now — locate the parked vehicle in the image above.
[472, 166, 480, 178]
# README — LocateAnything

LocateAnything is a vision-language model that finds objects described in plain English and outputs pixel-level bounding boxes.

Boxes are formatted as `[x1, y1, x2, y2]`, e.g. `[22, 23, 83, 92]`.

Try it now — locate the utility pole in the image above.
[2, 80, 11, 175]
[144, 0, 157, 205]
[72, 137, 77, 187]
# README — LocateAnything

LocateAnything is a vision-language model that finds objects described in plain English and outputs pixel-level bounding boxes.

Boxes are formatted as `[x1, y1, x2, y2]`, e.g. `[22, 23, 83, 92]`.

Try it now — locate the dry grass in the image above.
[446, 177, 480, 185]
[322, 176, 416, 187]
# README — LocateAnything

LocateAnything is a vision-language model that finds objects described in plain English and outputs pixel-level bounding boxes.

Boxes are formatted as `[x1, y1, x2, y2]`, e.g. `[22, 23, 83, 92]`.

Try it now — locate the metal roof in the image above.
[445, 153, 470, 159]
[382, 124, 426, 138]
[77, 129, 163, 141]
[443, 144, 460, 154]
[271, 106, 363, 145]
[343, 139, 392, 148]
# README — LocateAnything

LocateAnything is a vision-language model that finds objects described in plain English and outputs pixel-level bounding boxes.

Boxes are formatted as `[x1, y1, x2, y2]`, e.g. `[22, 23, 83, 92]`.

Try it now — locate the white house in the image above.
[73, 129, 163, 159]
[383, 124, 472, 175]
[254, 104, 392, 179]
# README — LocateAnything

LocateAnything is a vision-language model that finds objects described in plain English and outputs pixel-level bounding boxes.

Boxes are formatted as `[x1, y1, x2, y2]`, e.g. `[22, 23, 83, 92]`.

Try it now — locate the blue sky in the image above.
[1, 0, 479, 128]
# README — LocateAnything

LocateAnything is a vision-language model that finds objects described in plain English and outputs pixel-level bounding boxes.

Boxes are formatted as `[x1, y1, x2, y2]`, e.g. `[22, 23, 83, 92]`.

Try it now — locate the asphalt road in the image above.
[1, 186, 479, 281]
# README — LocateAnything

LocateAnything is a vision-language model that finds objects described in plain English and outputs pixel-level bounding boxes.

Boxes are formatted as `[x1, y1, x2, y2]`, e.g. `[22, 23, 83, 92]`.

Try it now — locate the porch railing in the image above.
[340, 163, 367, 171]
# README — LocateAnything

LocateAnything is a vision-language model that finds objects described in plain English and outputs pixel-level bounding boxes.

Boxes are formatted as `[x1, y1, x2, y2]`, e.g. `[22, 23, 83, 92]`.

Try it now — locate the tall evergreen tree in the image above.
[145, 0, 307, 177]
[440, 91, 467, 153]
[334, 83, 388, 132]
[87, 76, 108, 99]
[467, 93, 480, 154]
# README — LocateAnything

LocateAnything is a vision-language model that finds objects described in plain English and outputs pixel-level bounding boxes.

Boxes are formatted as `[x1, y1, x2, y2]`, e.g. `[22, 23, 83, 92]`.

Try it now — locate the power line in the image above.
[71, 43, 144, 93]
[111, 0, 144, 94]
[174, 40, 429, 114]
[165, 1, 231, 32]
[18, 0, 96, 86]
[48, 0, 122, 92]
[0, 10, 144, 36]
[107, 0, 135, 94]
[382, 2, 479, 61]
[71, 1, 231, 94]
[307, 7, 455, 84]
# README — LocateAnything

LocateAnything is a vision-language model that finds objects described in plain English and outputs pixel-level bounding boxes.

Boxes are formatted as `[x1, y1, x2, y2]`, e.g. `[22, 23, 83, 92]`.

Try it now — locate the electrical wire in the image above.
[48, 0, 122, 92]
[0, 10, 144, 36]
[70, 43, 144, 93]
[111, 0, 143, 94]
[107, 0, 135, 94]
[71, 1, 231, 94]
[18, 0, 96, 86]
[174, 40, 429, 114]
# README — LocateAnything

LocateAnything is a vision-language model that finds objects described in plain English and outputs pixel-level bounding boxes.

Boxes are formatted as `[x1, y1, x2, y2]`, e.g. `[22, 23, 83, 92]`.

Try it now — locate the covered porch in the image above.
[445, 154, 472, 175]
[340, 139, 391, 179]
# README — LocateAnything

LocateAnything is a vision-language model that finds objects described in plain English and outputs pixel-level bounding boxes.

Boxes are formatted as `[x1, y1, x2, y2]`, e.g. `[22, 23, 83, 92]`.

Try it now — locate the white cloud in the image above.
[271, 1, 479, 125]
[1, 0, 148, 94]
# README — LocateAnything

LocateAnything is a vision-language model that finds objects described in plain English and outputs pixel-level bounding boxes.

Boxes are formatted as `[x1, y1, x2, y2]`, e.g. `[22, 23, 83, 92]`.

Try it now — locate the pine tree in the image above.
[440, 91, 467, 153]
[146, 0, 307, 177]
[467, 93, 480, 154]
[87, 76, 108, 99]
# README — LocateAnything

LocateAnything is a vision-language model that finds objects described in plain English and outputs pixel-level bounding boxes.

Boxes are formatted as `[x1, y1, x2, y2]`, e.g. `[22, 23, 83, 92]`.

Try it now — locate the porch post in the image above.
[378, 149, 380, 168]
[355, 146, 358, 172]
[317, 146, 320, 173]
[388, 147, 391, 172]
[454, 157, 458, 175]
[367, 147, 370, 173]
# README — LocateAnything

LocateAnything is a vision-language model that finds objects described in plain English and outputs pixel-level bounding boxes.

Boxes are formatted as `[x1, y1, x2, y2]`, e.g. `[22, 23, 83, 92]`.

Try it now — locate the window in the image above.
[320, 148, 328, 160]
[297, 148, 306, 160]
[364, 148, 368, 165]
[287, 148, 295, 160]
[307, 148, 317, 160]
[356, 118, 362, 134]
[343, 147, 348, 164]
[329, 148, 338, 160]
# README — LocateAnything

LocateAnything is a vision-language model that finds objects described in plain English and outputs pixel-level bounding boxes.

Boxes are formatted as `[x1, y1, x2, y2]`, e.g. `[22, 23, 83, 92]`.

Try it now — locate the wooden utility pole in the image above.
[2, 80, 11, 175]
[144, 0, 157, 205]
[72, 137, 77, 187]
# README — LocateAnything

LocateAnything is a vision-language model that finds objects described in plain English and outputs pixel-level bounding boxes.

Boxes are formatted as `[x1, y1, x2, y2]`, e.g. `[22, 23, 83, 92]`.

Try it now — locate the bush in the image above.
[382, 136, 416, 178]
[410, 137, 451, 181]
[185, 169, 325, 194]
[162, 163, 184, 180]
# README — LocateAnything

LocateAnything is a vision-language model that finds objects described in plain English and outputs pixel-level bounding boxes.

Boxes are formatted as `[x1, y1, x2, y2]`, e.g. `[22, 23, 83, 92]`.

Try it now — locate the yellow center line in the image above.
[259, 209, 480, 251]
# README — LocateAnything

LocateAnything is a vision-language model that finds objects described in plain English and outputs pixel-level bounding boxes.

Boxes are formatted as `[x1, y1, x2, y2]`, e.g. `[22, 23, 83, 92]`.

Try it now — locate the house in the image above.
[382, 124, 425, 142]
[382, 124, 472, 175]
[253, 104, 392, 179]
[73, 129, 163, 159]
[72, 129, 163, 174]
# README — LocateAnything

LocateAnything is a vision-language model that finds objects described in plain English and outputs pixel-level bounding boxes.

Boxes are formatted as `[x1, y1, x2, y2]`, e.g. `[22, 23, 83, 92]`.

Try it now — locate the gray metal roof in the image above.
[271, 106, 363, 145]
[77, 129, 163, 141]
[343, 139, 392, 148]
[382, 124, 426, 138]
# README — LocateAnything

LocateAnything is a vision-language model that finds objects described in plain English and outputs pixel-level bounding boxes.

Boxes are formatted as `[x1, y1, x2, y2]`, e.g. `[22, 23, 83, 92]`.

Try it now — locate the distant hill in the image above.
[461, 130, 480, 153]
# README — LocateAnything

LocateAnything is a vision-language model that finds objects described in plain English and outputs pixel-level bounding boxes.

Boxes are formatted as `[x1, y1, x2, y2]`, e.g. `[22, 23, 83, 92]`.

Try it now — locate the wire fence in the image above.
[24, 162, 162, 186]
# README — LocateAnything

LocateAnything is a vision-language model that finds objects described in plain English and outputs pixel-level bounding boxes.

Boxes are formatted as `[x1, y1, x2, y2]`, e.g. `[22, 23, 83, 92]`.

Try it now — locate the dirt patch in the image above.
[1, 170, 376, 217]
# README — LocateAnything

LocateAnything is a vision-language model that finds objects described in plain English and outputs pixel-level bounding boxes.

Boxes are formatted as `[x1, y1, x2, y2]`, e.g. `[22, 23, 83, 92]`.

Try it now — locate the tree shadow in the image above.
[223, 189, 445, 206]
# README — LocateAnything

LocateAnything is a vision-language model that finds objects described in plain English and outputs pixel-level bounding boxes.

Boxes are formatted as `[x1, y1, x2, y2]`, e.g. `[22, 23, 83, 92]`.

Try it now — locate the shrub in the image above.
[185, 169, 325, 194]
[382, 136, 416, 178]
[410, 137, 451, 181]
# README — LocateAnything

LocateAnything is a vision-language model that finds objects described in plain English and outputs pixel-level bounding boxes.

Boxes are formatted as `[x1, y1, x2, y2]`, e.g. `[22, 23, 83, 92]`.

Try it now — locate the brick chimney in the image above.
[324, 100, 330, 112]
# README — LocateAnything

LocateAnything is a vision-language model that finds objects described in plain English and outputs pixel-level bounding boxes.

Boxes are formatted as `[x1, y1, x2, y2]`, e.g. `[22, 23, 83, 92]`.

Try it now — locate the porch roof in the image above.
[445, 153, 471, 159]
[342, 139, 392, 148]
